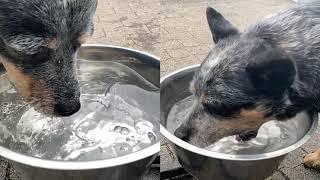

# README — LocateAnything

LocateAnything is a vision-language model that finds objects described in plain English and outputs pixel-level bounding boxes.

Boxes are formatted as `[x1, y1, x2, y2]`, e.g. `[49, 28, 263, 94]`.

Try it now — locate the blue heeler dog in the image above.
[0, 0, 97, 116]
[174, 4, 320, 169]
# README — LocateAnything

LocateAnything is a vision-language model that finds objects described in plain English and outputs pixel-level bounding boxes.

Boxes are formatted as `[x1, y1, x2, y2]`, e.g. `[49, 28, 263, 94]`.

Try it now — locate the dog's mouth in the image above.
[235, 130, 258, 142]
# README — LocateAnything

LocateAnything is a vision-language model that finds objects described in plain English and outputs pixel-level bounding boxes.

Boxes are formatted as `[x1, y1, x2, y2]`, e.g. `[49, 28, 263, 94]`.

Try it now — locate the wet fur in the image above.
[175, 3, 320, 148]
[0, 0, 97, 116]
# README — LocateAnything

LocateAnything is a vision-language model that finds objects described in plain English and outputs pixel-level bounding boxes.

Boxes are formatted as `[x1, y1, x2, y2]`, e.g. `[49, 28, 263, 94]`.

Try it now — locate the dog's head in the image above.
[175, 7, 298, 148]
[0, 0, 97, 116]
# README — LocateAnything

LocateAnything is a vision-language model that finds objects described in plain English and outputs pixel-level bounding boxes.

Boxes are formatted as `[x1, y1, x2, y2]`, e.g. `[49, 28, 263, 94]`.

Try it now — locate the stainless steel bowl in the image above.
[160, 65, 318, 180]
[0, 44, 160, 180]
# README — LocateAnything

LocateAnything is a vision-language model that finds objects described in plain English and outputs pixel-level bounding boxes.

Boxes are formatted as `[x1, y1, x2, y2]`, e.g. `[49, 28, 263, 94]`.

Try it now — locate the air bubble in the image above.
[147, 132, 156, 142]
[120, 127, 129, 134]
[114, 126, 122, 132]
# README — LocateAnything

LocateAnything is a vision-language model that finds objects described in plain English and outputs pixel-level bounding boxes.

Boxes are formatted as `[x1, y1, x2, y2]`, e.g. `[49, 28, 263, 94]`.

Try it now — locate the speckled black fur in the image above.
[175, 3, 320, 147]
[0, 0, 97, 116]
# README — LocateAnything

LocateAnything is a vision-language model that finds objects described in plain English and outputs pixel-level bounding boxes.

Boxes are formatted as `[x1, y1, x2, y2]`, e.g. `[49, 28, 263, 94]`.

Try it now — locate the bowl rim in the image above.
[160, 64, 319, 161]
[0, 44, 160, 170]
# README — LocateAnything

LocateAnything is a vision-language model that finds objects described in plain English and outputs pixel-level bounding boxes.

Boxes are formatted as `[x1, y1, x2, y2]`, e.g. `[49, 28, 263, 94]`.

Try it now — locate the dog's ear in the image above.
[246, 58, 296, 95]
[206, 7, 239, 43]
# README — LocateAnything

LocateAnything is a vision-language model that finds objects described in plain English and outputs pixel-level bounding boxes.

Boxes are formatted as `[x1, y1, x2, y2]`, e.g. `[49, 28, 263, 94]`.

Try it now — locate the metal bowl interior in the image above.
[160, 65, 318, 161]
[0, 44, 160, 170]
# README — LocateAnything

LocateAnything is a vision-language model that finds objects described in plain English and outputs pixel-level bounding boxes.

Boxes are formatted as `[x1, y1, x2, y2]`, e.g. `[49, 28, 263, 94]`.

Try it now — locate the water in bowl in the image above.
[167, 96, 304, 155]
[0, 59, 159, 161]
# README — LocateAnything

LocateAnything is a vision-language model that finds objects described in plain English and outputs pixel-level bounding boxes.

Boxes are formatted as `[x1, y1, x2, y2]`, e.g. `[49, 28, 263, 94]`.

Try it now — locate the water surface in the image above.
[0, 60, 159, 161]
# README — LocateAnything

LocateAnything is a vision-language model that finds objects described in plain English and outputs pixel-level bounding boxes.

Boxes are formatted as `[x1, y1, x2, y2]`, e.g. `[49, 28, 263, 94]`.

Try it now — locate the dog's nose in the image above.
[174, 125, 190, 142]
[55, 101, 81, 116]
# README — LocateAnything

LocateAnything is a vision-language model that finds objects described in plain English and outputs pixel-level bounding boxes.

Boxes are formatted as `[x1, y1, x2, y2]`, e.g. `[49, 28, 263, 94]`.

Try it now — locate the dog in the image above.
[174, 4, 320, 169]
[0, 0, 97, 116]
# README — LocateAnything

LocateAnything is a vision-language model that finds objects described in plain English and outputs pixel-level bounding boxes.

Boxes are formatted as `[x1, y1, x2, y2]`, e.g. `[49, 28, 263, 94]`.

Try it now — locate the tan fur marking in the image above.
[200, 92, 208, 104]
[198, 107, 268, 144]
[31, 79, 54, 114]
[189, 113, 271, 147]
[0, 58, 54, 114]
[239, 108, 265, 120]
[0, 58, 33, 99]
[210, 115, 269, 136]
[46, 38, 58, 49]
